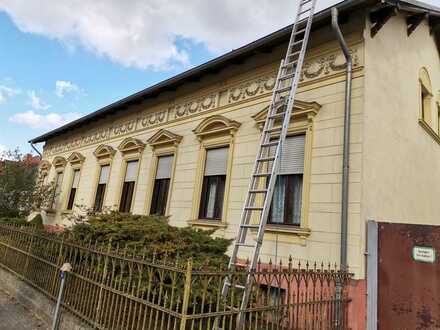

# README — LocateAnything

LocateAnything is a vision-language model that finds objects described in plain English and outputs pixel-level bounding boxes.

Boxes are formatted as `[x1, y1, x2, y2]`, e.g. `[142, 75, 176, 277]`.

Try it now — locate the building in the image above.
[30, 0, 439, 327]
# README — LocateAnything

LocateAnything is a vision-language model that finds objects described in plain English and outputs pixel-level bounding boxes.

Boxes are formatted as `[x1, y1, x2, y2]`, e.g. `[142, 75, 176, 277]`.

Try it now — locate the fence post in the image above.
[180, 258, 193, 330]
[94, 241, 111, 327]
[51, 235, 65, 296]
[23, 228, 35, 277]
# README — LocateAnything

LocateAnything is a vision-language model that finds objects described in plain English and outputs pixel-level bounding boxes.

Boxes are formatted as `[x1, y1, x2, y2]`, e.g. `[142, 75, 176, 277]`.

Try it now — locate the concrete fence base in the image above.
[0, 266, 88, 330]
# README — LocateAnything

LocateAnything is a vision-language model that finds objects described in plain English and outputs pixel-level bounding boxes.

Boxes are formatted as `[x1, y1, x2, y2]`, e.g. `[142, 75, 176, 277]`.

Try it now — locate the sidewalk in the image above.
[0, 288, 47, 330]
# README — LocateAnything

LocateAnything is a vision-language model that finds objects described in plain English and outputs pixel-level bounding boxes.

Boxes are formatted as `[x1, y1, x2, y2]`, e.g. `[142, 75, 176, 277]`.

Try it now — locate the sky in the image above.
[0, 0, 438, 155]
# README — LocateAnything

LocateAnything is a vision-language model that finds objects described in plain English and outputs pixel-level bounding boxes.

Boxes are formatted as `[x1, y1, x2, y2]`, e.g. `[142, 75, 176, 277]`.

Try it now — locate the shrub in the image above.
[69, 212, 231, 269]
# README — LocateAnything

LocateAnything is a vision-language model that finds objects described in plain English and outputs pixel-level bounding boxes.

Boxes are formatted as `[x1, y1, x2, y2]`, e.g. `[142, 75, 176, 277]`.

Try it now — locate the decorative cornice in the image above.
[67, 152, 85, 165]
[52, 156, 67, 169]
[43, 44, 362, 157]
[252, 100, 321, 130]
[193, 115, 241, 140]
[118, 137, 146, 155]
[93, 144, 116, 160]
[147, 129, 183, 149]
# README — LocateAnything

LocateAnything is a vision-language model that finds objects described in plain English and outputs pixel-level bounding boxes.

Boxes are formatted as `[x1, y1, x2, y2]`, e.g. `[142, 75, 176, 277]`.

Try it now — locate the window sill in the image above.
[264, 225, 311, 237]
[418, 119, 440, 145]
[188, 220, 228, 229]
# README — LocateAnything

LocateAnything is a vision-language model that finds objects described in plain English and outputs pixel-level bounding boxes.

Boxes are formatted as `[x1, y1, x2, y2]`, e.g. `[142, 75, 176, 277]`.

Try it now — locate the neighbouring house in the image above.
[29, 0, 440, 328]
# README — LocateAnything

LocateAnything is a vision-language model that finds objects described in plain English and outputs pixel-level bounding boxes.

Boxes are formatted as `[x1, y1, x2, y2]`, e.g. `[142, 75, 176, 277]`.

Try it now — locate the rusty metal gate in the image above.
[368, 221, 440, 329]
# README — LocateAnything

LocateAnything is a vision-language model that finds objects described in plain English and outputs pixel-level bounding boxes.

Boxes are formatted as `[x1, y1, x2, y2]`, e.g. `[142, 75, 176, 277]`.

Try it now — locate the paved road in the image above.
[0, 289, 48, 330]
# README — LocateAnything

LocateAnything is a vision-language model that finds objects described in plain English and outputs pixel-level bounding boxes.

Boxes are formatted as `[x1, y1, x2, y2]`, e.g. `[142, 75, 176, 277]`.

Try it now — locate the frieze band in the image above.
[44, 45, 362, 156]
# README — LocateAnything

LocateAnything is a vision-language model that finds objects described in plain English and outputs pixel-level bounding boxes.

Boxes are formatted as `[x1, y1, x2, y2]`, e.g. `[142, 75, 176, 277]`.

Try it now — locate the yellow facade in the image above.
[35, 7, 439, 280]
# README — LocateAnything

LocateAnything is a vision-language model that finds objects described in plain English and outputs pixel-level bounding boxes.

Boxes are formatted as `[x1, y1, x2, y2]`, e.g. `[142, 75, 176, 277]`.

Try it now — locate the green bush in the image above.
[0, 217, 28, 226]
[28, 214, 44, 229]
[69, 212, 231, 269]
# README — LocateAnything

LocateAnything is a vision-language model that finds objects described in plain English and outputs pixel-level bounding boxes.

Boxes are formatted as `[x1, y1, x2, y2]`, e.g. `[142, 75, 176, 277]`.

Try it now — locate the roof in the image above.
[30, 0, 440, 144]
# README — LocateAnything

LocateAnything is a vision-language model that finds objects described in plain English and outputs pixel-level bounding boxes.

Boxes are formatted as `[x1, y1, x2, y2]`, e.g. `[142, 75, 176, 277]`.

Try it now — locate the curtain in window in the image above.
[271, 176, 286, 224]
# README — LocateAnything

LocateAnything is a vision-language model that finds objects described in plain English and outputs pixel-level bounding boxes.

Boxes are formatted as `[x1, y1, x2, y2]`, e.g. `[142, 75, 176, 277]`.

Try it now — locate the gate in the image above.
[368, 221, 440, 329]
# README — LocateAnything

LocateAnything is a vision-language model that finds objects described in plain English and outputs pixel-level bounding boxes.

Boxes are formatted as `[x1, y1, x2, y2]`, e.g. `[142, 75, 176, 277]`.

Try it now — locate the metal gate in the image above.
[367, 221, 440, 329]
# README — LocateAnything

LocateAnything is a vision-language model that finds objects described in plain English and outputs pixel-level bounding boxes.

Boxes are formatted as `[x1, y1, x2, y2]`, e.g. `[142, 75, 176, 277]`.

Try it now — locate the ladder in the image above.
[221, 0, 318, 327]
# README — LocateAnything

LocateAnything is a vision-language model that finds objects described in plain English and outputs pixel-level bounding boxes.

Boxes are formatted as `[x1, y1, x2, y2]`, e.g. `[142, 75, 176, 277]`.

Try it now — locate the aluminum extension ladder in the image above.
[221, 0, 318, 328]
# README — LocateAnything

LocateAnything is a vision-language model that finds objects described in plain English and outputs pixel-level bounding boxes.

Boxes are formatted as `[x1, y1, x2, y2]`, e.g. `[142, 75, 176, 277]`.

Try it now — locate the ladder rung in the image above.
[269, 112, 286, 119]
[275, 86, 291, 94]
[282, 61, 297, 69]
[298, 8, 312, 15]
[294, 28, 307, 35]
[236, 242, 256, 248]
[253, 172, 271, 177]
[234, 284, 245, 289]
[257, 156, 275, 162]
[265, 127, 282, 133]
[301, 0, 313, 4]
[240, 224, 260, 229]
[245, 207, 263, 211]
[291, 40, 303, 47]
[261, 141, 279, 147]
[279, 73, 295, 81]
[249, 189, 268, 194]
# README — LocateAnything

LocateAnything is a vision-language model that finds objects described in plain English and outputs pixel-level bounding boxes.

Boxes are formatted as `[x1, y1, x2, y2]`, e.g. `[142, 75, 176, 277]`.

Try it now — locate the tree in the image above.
[0, 148, 51, 217]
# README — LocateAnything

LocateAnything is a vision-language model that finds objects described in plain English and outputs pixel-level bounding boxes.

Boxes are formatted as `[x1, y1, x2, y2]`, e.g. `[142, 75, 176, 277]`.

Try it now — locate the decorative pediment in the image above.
[193, 115, 241, 140]
[147, 129, 183, 149]
[52, 156, 67, 169]
[252, 100, 321, 130]
[67, 152, 85, 165]
[118, 137, 145, 155]
[94, 144, 116, 160]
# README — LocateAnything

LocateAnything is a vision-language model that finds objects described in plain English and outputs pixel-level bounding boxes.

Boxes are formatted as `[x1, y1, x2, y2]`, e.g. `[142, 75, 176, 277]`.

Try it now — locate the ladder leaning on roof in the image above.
[220, 0, 318, 328]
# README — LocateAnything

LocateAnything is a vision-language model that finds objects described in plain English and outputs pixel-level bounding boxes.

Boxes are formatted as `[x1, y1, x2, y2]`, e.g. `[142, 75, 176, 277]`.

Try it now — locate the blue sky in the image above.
[0, 0, 437, 155]
[0, 11, 213, 154]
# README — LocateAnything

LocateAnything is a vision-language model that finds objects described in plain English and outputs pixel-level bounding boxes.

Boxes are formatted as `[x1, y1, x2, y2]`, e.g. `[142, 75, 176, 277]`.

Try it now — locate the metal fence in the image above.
[0, 224, 351, 329]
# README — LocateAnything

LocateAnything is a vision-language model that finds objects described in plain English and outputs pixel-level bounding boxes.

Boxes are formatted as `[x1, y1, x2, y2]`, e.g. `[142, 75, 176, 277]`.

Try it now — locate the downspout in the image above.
[332, 7, 352, 274]
[30, 142, 42, 158]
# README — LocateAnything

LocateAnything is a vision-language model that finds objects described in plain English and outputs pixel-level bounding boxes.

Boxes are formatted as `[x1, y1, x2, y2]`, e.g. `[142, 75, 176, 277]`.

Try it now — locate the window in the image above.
[52, 171, 64, 209]
[421, 86, 431, 124]
[199, 147, 228, 220]
[419, 68, 432, 125]
[66, 169, 80, 210]
[94, 165, 110, 212]
[150, 155, 173, 216]
[119, 160, 138, 213]
[269, 135, 305, 226]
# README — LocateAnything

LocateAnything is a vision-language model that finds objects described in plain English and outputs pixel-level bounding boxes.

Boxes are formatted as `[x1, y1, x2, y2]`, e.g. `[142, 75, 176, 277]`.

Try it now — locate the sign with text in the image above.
[412, 246, 436, 263]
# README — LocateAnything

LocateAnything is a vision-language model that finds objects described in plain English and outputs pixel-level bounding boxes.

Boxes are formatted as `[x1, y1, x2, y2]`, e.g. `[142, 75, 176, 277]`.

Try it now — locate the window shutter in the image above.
[156, 155, 173, 179]
[99, 165, 110, 184]
[72, 170, 81, 188]
[125, 161, 138, 182]
[279, 135, 305, 175]
[204, 147, 228, 176]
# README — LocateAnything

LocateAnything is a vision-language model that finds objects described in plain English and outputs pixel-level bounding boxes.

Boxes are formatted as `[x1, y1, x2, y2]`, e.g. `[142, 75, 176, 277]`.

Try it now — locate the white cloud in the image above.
[0, 0, 341, 70]
[55, 80, 80, 98]
[0, 85, 20, 104]
[28, 90, 50, 110]
[9, 110, 81, 130]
